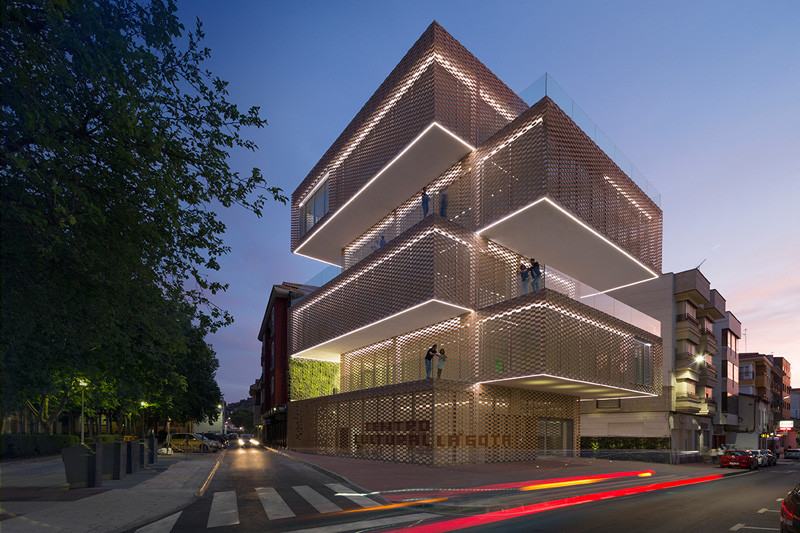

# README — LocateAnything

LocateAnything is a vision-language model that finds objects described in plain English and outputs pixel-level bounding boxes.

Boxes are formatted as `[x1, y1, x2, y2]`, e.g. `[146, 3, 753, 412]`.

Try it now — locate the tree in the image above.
[1, 0, 285, 432]
[230, 408, 254, 433]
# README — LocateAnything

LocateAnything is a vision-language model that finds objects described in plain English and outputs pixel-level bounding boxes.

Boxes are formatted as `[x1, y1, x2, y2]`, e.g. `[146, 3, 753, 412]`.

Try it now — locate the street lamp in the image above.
[78, 380, 88, 444]
[140, 401, 149, 439]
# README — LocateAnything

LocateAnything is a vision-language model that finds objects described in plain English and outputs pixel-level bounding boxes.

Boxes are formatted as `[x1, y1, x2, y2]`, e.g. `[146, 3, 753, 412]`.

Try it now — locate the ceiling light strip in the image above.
[291, 299, 473, 359]
[476, 373, 657, 397]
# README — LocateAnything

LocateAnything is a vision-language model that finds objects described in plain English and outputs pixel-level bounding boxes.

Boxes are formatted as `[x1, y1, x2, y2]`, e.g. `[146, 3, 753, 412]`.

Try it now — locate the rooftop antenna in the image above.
[696, 258, 707, 269]
[743, 328, 747, 353]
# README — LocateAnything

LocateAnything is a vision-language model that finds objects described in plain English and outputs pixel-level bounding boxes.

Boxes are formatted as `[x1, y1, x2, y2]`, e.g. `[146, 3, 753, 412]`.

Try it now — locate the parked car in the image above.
[761, 449, 778, 466]
[167, 433, 217, 453]
[786, 449, 800, 460]
[202, 433, 229, 448]
[781, 482, 800, 533]
[752, 450, 768, 467]
[237, 434, 259, 448]
[720, 449, 758, 470]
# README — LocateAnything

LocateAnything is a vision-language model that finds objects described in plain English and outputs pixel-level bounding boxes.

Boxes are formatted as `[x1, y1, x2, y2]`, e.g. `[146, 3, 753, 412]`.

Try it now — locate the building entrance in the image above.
[537, 418, 573, 457]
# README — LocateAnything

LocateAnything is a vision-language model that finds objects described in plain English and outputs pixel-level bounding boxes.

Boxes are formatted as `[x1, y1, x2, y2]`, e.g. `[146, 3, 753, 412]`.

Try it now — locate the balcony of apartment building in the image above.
[675, 313, 701, 344]
[698, 383, 718, 417]
[290, 22, 528, 266]
[697, 353, 718, 382]
[676, 378, 703, 414]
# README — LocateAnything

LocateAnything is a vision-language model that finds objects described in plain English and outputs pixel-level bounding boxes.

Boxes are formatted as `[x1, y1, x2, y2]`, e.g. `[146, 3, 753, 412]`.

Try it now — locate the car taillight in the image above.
[782, 497, 795, 525]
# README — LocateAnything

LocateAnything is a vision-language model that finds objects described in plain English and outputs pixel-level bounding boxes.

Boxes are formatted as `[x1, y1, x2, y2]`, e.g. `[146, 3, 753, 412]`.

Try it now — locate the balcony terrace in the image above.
[475, 289, 661, 399]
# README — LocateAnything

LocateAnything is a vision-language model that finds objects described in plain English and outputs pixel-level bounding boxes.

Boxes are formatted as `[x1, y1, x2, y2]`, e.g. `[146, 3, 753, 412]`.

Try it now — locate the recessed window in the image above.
[632, 339, 652, 387]
[299, 174, 329, 237]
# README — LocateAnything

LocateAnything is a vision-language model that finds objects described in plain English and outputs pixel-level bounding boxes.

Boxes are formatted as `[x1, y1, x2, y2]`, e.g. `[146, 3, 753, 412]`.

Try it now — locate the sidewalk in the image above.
[0, 450, 223, 533]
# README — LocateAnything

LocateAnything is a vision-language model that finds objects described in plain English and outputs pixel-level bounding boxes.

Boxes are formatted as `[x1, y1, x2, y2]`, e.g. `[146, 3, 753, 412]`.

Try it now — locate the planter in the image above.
[126, 440, 140, 473]
[102, 442, 127, 480]
[140, 437, 157, 466]
[62, 443, 103, 489]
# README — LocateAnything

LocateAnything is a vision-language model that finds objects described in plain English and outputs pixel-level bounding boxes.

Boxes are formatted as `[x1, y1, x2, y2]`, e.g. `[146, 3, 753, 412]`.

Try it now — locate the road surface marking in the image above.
[284, 512, 436, 533]
[730, 525, 779, 531]
[294, 485, 343, 514]
[134, 511, 182, 533]
[207, 491, 239, 528]
[256, 487, 296, 520]
[326, 483, 382, 508]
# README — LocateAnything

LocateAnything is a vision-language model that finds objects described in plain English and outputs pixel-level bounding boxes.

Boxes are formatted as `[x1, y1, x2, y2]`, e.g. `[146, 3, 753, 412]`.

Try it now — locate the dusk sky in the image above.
[176, 1, 800, 402]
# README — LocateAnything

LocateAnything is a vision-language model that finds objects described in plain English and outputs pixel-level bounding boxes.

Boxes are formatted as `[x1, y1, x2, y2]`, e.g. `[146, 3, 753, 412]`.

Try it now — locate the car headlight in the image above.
[238, 439, 245, 445]
[250, 439, 259, 445]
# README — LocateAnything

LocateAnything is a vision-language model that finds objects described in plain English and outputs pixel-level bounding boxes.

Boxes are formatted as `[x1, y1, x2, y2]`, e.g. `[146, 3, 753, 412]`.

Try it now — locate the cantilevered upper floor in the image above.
[290, 21, 527, 265]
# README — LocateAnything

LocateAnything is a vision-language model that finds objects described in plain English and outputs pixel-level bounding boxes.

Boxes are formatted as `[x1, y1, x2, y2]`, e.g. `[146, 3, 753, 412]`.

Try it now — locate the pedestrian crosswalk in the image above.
[135, 482, 432, 532]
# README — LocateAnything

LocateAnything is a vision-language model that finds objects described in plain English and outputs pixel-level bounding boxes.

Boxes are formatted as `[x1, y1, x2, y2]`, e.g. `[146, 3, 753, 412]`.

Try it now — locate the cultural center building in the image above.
[285, 22, 663, 465]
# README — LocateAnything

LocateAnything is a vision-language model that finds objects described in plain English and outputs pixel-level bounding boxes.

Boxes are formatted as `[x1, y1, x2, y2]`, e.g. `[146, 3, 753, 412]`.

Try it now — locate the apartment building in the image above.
[714, 312, 743, 447]
[773, 357, 791, 421]
[581, 269, 726, 460]
[285, 22, 663, 465]
[254, 282, 322, 446]
[740, 352, 793, 451]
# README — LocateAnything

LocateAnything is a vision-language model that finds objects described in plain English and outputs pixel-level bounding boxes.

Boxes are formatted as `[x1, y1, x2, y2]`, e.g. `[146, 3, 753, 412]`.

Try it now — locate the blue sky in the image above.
[176, 1, 800, 401]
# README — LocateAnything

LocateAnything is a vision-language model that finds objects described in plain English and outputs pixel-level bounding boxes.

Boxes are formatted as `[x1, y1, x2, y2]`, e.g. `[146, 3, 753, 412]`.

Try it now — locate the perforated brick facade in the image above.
[288, 380, 580, 465]
[291, 21, 528, 253]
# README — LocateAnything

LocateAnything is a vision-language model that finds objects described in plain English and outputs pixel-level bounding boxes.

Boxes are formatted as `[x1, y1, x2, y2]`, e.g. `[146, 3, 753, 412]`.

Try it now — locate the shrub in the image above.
[89, 435, 123, 444]
[1, 434, 80, 459]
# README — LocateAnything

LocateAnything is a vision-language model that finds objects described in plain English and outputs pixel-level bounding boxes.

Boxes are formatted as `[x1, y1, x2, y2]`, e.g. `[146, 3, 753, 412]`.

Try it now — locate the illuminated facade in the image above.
[286, 22, 663, 465]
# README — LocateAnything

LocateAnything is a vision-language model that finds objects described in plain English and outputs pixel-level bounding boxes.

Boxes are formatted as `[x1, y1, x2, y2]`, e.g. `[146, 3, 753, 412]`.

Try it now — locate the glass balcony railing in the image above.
[292, 264, 342, 304]
[514, 73, 661, 207]
[543, 265, 661, 337]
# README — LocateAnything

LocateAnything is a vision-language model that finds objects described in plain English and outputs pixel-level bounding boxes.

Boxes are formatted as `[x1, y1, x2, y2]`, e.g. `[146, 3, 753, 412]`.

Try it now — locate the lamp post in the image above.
[140, 401, 148, 440]
[78, 380, 88, 444]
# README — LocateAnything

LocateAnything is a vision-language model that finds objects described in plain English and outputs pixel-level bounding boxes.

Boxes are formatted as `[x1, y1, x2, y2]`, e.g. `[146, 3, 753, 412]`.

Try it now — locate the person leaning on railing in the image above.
[529, 258, 541, 291]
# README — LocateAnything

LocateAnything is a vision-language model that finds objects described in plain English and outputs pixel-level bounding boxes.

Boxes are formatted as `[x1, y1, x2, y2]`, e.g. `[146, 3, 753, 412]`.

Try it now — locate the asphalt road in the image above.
[135, 448, 799, 533]
[149, 442, 435, 532]
[443, 461, 799, 533]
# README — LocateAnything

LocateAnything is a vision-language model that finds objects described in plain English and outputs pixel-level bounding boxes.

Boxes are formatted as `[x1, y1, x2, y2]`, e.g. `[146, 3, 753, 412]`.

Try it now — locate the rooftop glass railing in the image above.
[515, 73, 661, 207]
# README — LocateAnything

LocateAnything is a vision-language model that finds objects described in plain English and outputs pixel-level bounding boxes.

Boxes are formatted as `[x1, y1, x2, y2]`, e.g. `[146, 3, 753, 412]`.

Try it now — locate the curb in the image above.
[264, 446, 389, 504]
[197, 448, 226, 498]
[119, 449, 226, 533]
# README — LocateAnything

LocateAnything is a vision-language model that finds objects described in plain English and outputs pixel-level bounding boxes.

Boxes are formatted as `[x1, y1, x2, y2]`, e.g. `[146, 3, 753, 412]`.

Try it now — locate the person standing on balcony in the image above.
[425, 344, 438, 378]
[436, 347, 447, 379]
[380, 235, 386, 247]
[439, 188, 448, 218]
[421, 187, 430, 218]
[529, 258, 541, 291]
[519, 263, 530, 295]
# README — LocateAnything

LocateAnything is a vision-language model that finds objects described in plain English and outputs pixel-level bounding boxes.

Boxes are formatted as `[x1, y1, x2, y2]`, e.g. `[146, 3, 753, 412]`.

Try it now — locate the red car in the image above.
[720, 449, 758, 470]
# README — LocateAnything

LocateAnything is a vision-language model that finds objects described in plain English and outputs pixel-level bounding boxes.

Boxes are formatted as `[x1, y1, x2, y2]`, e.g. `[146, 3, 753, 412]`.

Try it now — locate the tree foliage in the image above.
[1, 0, 283, 432]
[230, 408, 254, 432]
